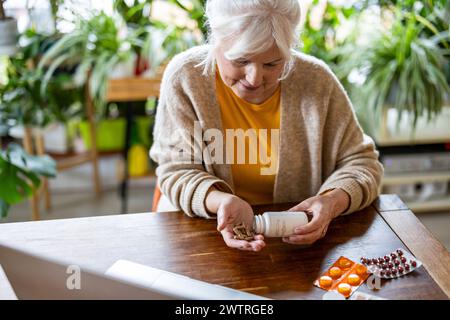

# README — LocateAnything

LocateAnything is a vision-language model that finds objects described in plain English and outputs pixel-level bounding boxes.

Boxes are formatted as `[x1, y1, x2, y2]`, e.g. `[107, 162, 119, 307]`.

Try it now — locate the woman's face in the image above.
[215, 43, 285, 104]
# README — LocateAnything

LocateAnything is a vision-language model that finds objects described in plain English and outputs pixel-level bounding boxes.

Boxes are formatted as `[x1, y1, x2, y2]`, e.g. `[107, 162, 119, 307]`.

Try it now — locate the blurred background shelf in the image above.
[382, 171, 450, 185]
[408, 198, 450, 213]
[377, 106, 450, 213]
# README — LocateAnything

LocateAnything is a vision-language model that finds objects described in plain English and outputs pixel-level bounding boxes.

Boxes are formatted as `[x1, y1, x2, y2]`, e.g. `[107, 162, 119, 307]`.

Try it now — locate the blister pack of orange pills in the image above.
[314, 256, 370, 298]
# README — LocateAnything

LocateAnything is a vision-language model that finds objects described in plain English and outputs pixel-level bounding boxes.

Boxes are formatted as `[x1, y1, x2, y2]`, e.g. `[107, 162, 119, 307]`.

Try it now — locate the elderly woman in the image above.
[150, 0, 383, 251]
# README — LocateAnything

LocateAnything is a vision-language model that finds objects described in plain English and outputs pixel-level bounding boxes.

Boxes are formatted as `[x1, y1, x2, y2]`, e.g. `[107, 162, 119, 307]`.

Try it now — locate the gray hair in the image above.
[199, 0, 301, 79]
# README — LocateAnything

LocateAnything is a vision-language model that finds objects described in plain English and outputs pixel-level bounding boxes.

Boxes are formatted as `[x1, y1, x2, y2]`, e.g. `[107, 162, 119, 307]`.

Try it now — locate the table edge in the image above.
[372, 203, 450, 299]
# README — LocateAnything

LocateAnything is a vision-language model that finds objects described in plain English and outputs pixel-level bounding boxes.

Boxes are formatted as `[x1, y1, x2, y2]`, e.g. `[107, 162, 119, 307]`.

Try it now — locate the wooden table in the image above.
[0, 195, 449, 300]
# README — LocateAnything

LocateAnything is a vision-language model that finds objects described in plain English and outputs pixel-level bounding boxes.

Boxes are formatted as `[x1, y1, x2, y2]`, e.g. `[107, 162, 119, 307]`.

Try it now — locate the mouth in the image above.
[239, 81, 261, 91]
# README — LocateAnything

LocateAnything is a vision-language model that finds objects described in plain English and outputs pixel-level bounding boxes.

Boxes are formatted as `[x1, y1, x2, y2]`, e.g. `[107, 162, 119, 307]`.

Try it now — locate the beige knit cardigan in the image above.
[149, 45, 384, 219]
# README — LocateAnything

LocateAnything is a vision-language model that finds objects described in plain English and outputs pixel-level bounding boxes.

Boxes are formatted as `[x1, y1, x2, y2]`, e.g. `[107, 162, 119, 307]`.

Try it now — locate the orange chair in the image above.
[152, 184, 162, 212]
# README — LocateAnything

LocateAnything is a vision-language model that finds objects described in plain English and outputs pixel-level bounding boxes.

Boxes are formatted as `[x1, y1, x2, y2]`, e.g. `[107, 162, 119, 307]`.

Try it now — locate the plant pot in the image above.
[375, 106, 450, 145]
[78, 116, 153, 152]
[8, 123, 70, 154]
[135, 116, 153, 147]
[79, 118, 126, 152]
[42, 122, 70, 154]
[0, 18, 18, 55]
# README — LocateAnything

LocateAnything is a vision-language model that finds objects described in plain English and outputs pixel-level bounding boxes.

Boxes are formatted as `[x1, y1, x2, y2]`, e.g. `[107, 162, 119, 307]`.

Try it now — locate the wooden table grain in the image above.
[0, 194, 448, 300]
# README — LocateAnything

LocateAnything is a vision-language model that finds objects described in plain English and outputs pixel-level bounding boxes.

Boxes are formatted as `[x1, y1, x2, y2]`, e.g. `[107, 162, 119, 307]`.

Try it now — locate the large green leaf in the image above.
[0, 144, 57, 218]
[5, 143, 57, 178]
[0, 155, 41, 205]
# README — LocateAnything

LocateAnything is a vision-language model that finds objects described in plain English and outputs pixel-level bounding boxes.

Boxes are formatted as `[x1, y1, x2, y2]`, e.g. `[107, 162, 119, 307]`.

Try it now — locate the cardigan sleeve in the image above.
[318, 78, 384, 214]
[149, 63, 233, 219]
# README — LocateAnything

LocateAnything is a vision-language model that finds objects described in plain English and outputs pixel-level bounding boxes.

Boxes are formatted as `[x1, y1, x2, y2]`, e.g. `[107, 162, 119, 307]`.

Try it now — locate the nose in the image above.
[245, 64, 263, 87]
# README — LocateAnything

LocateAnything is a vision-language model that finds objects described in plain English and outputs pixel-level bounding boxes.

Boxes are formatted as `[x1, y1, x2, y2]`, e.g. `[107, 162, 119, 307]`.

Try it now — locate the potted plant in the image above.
[39, 12, 142, 110]
[39, 9, 201, 151]
[1, 29, 82, 129]
[0, 0, 18, 55]
[331, 4, 450, 136]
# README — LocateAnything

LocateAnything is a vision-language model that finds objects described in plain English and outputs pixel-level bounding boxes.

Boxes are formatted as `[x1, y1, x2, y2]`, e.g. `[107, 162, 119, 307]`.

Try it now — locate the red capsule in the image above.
[385, 270, 391, 276]
[400, 257, 407, 264]
[388, 262, 394, 269]
[404, 263, 410, 271]
[391, 268, 397, 275]
[396, 249, 404, 256]
[381, 263, 388, 269]
[394, 259, 400, 266]
[378, 257, 384, 264]
[390, 253, 397, 259]
[384, 255, 390, 262]
[398, 266, 404, 273]
[380, 270, 385, 277]
[372, 258, 378, 265]
[411, 260, 417, 268]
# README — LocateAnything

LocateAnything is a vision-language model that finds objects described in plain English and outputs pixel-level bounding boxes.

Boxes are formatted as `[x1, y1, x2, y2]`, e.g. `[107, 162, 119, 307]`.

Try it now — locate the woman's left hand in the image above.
[282, 189, 350, 245]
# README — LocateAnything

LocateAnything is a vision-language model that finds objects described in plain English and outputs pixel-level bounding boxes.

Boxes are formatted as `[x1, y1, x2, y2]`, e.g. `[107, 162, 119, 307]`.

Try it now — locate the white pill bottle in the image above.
[253, 211, 309, 237]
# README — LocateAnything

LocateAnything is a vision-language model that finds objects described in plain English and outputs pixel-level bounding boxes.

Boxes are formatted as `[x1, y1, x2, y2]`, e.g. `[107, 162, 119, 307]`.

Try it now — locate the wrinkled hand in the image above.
[216, 194, 265, 252]
[282, 189, 350, 245]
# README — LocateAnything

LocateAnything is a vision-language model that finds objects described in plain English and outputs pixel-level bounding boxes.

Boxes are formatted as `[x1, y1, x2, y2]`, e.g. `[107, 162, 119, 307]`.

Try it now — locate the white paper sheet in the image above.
[0, 264, 18, 300]
[105, 260, 268, 300]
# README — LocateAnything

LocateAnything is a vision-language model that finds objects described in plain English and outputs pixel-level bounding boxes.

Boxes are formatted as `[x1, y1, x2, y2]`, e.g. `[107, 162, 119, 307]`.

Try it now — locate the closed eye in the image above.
[233, 59, 249, 66]
[265, 59, 283, 67]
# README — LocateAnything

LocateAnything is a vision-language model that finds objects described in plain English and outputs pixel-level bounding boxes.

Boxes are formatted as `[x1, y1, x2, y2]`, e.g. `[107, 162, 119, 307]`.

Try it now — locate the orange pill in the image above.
[337, 283, 352, 296]
[329, 267, 342, 279]
[355, 264, 368, 276]
[319, 276, 333, 288]
[339, 258, 352, 269]
[347, 274, 361, 286]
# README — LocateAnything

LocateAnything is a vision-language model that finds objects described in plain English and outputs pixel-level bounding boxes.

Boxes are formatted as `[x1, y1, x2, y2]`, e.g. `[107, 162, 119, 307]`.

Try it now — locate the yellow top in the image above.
[215, 72, 281, 204]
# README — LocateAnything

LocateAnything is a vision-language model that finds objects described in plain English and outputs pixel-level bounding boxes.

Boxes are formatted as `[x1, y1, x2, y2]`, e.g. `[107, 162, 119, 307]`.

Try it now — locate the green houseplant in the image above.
[0, 57, 58, 219]
[114, 0, 202, 75]
[38, 12, 142, 111]
[300, 1, 449, 134]
[1, 30, 83, 129]
[39, 8, 200, 152]
[0, 30, 79, 218]
[348, 9, 450, 133]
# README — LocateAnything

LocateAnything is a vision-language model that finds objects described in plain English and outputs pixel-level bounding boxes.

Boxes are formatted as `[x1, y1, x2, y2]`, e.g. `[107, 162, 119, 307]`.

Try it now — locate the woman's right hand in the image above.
[206, 189, 265, 252]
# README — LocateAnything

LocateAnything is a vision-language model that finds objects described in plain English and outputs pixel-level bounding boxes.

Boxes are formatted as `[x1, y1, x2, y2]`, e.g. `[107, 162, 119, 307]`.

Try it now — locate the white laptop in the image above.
[0, 243, 267, 300]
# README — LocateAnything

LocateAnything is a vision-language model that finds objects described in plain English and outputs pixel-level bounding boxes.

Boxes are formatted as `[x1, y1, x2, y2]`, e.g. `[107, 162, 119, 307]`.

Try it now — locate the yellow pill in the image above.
[319, 276, 333, 288]
[337, 283, 352, 296]
[329, 267, 342, 279]
[339, 258, 352, 269]
[355, 264, 368, 276]
[347, 274, 361, 286]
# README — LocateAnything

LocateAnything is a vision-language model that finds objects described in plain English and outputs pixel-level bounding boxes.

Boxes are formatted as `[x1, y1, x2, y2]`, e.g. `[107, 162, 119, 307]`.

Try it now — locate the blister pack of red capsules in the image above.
[360, 248, 422, 279]
[314, 256, 370, 298]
